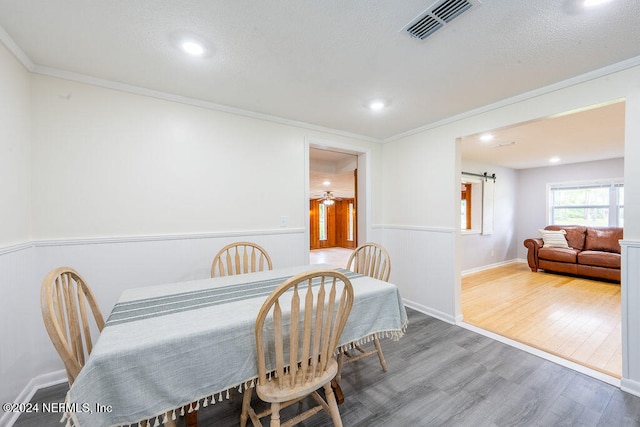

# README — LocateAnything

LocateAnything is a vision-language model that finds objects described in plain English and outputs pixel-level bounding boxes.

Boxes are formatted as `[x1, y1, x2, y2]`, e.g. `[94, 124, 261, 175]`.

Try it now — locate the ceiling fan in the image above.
[316, 191, 341, 205]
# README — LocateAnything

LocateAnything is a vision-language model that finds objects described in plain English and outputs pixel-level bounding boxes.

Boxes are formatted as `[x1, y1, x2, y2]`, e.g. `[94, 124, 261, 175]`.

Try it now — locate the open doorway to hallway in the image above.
[309, 147, 358, 257]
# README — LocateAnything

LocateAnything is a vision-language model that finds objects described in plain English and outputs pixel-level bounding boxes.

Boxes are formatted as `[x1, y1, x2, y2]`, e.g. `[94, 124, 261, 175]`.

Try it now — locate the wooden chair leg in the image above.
[240, 388, 252, 427]
[164, 412, 177, 427]
[331, 379, 344, 405]
[373, 336, 387, 372]
[336, 351, 344, 382]
[140, 412, 175, 427]
[270, 402, 281, 427]
[185, 409, 197, 427]
[324, 382, 343, 427]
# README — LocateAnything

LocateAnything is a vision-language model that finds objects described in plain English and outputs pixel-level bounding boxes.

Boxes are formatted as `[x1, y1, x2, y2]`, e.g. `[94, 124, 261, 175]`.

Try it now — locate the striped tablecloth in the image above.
[64, 264, 408, 426]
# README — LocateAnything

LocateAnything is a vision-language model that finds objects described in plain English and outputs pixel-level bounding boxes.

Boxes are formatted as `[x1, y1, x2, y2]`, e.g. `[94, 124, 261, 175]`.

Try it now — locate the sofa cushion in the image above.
[538, 247, 579, 263]
[545, 225, 586, 250]
[578, 250, 621, 269]
[538, 229, 569, 248]
[584, 227, 623, 254]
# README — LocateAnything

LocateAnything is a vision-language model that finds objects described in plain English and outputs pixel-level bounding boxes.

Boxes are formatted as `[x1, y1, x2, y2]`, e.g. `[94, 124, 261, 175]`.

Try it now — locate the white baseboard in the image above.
[0, 370, 67, 427]
[461, 258, 525, 276]
[621, 377, 640, 398]
[403, 299, 459, 324]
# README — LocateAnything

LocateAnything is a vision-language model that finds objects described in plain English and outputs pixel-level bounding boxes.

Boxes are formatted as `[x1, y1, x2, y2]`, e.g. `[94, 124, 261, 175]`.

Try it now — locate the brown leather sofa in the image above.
[523, 225, 623, 282]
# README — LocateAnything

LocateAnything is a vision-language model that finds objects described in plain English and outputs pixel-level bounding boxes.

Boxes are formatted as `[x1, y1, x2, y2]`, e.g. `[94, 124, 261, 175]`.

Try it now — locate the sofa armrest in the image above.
[523, 238, 543, 272]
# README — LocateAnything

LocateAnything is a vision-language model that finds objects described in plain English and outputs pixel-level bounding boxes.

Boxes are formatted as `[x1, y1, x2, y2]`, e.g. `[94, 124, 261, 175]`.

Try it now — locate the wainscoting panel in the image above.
[382, 226, 457, 323]
[1, 229, 307, 419]
[34, 229, 308, 316]
[0, 245, 38, 410]
[621, 239, 640, 397]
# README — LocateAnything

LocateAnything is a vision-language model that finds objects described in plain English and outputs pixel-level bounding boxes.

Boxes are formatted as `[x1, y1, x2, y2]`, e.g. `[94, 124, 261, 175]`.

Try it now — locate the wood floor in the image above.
[462, 263, 622, 378]
[309, 247, 353, 268]
[14, 309, 640, 427]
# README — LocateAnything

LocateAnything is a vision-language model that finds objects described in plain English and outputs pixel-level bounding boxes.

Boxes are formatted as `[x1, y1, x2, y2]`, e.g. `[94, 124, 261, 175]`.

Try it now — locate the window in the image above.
[460, 177, 483, 232]
[347, 202, 355, 241]
[548, 181, 624, 227]
[319, 203, 327, 241]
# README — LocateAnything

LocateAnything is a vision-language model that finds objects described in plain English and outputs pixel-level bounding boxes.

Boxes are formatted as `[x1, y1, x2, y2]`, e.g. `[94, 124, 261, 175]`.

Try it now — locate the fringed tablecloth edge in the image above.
[65, 322, 408, 427]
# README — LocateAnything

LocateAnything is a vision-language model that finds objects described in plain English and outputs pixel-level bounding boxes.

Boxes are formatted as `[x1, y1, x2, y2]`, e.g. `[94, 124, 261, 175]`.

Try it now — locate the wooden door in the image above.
[310, 198, 356, 250]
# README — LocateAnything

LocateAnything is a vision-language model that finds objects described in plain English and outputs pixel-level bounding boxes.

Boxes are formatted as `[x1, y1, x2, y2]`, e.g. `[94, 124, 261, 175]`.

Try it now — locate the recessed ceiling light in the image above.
[479, 133, 494, 142]
[323, 180, 331, 186]
[181, 41, 205, 56]
[369, 100, 386, 111]
[549, 157, 561, 163]
[584, 0, 613, 7]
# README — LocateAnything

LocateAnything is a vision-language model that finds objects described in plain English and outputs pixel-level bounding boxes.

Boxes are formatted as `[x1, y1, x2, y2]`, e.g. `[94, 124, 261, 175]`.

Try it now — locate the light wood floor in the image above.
[310, 247, 353, 268]
[462, 262, 622, 378]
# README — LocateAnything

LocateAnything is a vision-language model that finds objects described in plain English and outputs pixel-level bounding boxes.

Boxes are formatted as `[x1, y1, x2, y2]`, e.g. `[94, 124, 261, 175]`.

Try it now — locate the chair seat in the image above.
[256, 360, 338, 403]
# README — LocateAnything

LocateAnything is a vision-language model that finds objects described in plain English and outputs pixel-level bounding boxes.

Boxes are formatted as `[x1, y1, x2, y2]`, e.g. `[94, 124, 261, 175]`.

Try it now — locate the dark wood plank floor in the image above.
[14, 309, 640, 426]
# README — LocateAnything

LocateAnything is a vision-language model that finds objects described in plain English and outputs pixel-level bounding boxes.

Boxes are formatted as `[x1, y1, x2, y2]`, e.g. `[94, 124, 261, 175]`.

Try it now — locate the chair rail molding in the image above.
[32, 227, 306, 247]
[0, 241, 33, 255]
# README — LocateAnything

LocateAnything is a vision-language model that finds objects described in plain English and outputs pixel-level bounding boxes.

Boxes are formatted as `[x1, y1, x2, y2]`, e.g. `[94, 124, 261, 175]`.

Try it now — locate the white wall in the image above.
[382, 63, 640, 395]
[30, 75, 358, 238]
[461, 160, 518, 272]
[378, 126, 460, 322]
[621, 89, 640, 393]
[1, 67, 383, 414]
[0, 38, 30, 244]
[516, 157, 624, 259]
[0, 42, 36, 409]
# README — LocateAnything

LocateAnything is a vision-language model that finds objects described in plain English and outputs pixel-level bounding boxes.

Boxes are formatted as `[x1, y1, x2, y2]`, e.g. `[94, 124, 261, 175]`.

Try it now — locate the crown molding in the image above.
[2, 22, 640, 145]
[383, 55, 640, 143]
[0, 23, 34, 71]
[32, 64, 382, 143]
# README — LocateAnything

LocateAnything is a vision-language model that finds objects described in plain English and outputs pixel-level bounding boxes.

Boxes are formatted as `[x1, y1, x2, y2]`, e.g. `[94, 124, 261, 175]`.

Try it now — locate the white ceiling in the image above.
[461, 99, 626, 170]
[0, 0, 637, 169]
[309, 149, 357, 200]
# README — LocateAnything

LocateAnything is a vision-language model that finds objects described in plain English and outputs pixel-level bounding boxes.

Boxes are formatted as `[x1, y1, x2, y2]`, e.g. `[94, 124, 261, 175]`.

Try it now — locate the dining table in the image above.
[62, 264, 408, 427]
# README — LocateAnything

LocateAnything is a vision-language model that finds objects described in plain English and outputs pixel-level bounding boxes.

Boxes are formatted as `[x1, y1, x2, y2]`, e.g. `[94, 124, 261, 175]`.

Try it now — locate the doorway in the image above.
[458, 100, 625, 380]
[309, 147, 358, 259]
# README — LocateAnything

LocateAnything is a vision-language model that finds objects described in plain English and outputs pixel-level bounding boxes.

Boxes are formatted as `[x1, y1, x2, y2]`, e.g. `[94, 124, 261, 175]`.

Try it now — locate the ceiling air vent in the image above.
[403, 0, 480, 40]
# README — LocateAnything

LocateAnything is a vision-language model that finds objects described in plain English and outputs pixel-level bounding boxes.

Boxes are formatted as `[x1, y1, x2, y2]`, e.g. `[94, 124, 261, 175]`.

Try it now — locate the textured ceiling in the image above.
[0, 0, 637, 168]
[309, 149, 357, 200]
[461, 100, 626, 170]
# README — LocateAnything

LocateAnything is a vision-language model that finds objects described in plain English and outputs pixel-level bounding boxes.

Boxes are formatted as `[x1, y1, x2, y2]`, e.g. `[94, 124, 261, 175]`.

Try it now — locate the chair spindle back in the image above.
[211, 242, 273, 277]
[347, 242, 391, 282]
[255, 270, 354, 390]
[40, 267, 105, 385]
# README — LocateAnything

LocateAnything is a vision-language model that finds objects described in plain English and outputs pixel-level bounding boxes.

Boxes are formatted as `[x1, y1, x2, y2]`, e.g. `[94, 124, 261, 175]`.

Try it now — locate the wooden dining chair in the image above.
[338, 242, 391, 379]
[41, 267, 177, 427]
[211, 242, 273, 278]
[346, 242, 391, 282]
[240, 270, 354, 427]
[40, 267, 105, 386]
